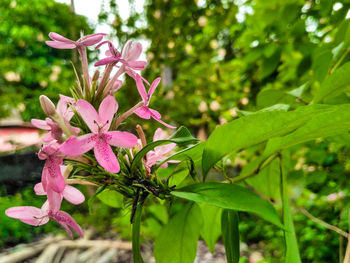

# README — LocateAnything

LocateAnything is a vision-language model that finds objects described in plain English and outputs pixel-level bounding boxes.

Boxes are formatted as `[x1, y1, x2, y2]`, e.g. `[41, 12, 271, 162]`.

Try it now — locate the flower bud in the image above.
[39, 95, 56, 116]
[92, 69, 100, 82]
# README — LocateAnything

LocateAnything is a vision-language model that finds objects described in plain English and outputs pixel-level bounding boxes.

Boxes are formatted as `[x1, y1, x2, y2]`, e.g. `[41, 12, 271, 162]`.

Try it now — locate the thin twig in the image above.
[299, 207, 348, 238]
[114, 101, 144, 129]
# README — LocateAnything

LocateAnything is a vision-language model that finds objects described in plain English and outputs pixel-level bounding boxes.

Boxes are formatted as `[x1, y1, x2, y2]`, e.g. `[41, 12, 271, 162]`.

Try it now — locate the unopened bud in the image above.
[92, 69, 100, 82]
[39, 95, 56, 116]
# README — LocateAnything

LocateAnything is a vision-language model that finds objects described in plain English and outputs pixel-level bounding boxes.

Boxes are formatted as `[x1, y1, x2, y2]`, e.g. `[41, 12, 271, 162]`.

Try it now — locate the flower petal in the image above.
[94, 139, 120, 173]
[150, 110, 176, 129]
[47, 187, 63, 213]
[46, 41, 76, 49]
[105, 131, 138, 148]
[63, 185, 85, 205]
[134, 106, 152, 119]
[80, 34, 104, 46]
[5, 206, 49, 226]
[127, 41, 143, 61]
[48, 32, 74, 43]
[76, 100, 100, 133]
[53, 211, 84, 238]
[94, 56, 119, 67]
[31, 119, 50, 130]
[45, 160, 65, 193]
[34, 183, 46, 195]
[127, 60, 147, 70]
[154, 143, 176, 155]
[98, 95, 118, 131]
[148, 78, 161, 101]
[60, 133, 97, 156]
[136, 74, 148, 102]
[121, 40, 133, 59]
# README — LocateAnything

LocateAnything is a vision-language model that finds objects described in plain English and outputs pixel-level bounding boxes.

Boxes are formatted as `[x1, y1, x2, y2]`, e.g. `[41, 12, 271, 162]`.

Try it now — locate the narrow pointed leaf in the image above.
[200, 204, 221, 253]
[221, 210, 240, 263]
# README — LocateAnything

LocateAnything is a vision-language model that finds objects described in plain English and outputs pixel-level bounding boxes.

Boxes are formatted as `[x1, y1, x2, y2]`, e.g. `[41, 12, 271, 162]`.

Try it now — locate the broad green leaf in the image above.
[313, 62, 350, 103]
[312, 48, 332, 83]
[246, 158, 280, 199]
[87, 185, 107, 214]
[280, 153, 301, 263]
[154, 203, 202, 263]
[260, 50, 280, 79]
[172, 182, 283, 228]
[199, 204, 221, 253]
[97, 189, 124, 208]
[221, 210, 240, 263]
[131, 126, 197, 173]
[202, 104, 332, 177]
[256, 89, 286, 108]
[264, 104, 350, 156]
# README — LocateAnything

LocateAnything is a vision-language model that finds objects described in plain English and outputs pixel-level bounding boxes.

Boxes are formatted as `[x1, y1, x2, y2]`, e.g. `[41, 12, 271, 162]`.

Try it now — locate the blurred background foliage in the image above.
[2, 0, 350, 262]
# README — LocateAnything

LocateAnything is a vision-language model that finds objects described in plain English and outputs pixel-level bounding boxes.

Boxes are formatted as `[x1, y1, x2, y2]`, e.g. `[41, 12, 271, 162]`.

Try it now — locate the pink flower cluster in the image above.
[6, 32, 178, 237]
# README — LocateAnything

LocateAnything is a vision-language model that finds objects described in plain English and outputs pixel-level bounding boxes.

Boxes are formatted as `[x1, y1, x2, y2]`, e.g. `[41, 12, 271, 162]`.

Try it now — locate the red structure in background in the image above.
[0, 124, 41, 152]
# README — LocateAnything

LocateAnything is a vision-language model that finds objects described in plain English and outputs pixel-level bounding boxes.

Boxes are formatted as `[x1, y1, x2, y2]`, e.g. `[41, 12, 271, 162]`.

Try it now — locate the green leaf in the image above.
[280, 153, 301, 263]
[202, 104, 330, 177]
[154, 203, 202, 263]
[313, 62, 350, 103]
[221, 210, 240, 263]
[172, 182, 283, 228]
[312, 48, 332, 83]
[246, 158, 280, 199]
[97, 189, 124, 208]
[131, 126, 197, 173]
[87, 185, 107, 214]
[132, 205, 144, 263]
[199, 204, 221, 253]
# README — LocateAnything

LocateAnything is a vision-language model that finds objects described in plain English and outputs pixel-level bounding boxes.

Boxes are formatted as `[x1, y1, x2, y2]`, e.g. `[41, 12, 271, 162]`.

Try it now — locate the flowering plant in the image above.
[8, 30, 350, 263]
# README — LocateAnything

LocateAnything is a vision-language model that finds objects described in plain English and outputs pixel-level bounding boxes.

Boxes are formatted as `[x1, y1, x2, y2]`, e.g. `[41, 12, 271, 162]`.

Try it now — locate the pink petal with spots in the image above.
[134, 106, 152, 119]
[94, 139, 120, 173]
[76, 100, 100, 133]
[45, 160, 65, 193]
[105, 131, 138, 148]
[41, 165, 49, 191]
[63, 185, 85, 205]
[60, 133, 98, 156]
[5, 206, 49, 226]
[150, 111, 176, 129]
[155, 143, 176, 155]
[136, 74, 148, 102]
[31, 119, 50, 130]
[98, 95, 118, 131]
[149, 108, 162, 119]
[46, 41, 76, 49]
[42, 132, 55, 143]
[49, 32, 74, 43]
[53, 211, 84, 238]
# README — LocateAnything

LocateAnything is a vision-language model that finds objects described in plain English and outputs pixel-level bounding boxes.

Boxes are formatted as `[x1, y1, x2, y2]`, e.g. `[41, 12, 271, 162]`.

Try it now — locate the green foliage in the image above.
[172, 182, 283, 228]
[154, 203, 202, 263]
[0, 0, 93, 120]
[199, 204, 221, 253]
[221, 210, 240, 263]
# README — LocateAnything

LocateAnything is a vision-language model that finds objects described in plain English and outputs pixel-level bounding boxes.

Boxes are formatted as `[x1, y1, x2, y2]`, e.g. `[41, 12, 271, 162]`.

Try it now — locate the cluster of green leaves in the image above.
[0, 0, 93, 121]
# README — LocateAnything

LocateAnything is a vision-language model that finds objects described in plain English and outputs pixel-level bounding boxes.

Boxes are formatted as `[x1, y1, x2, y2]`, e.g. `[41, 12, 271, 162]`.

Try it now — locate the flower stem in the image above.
[132, 203, 144, 263]
[78, 47, 91, 93]
[103, 65, 125, 97]
[97, 63, 115, 95]
[114, 101, 144, 129]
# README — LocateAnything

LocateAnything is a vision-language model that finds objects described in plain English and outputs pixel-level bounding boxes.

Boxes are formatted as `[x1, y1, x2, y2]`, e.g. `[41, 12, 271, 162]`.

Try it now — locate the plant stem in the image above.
[77, 46, 91, 92]
[103, 65, 125, 97]
[132, 204, 144, 263]
[97, 63, 115, 95]
[114, 101, 144, 129]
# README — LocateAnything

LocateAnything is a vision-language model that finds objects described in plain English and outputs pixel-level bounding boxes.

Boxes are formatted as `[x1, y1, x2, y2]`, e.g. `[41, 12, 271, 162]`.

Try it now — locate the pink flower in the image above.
[5, 201, 84, 238]
[94, 40, 147, 71]
[38, 142, 65, 193]
[144, 128, 179, 173]
[34, 182, 85, 206]
[59, 95, 138, 173]
[134, 75, 176, 129]
[46, 32, 105, 49]
[31, 95, 80, 142]
[31, 117, 63, 143]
